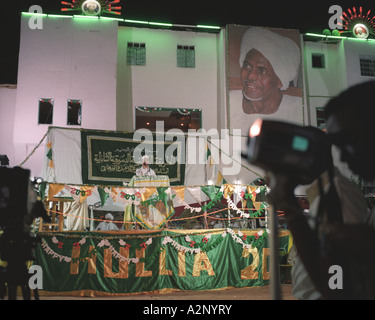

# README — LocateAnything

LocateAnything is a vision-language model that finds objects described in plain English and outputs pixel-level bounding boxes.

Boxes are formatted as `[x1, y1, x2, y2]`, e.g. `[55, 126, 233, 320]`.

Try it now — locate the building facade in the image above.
[1, 13, 375, 184]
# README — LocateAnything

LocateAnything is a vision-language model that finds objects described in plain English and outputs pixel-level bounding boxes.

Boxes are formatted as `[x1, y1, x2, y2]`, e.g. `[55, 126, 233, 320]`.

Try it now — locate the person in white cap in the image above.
[136, 155, 156, 176]
[95, 213, 119, 231]
[229, 26, 303, 136]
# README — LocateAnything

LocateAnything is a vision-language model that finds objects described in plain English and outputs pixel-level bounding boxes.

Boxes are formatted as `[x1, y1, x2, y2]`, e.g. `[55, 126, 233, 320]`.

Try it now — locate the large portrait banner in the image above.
[227, 25, 305, 137]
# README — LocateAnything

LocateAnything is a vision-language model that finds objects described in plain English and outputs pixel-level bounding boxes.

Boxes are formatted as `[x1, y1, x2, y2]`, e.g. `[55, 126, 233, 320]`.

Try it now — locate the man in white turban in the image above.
[95, 213, 119, 231]
[230, 26, 303, 136]
[136, 155, 156, 176]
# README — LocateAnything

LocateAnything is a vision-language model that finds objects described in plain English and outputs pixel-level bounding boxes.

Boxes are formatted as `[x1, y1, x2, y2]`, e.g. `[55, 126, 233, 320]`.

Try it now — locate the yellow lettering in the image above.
[70, 246, 80, 275]
[178, 251, 186, 277]
[104, 248, 129, 278]
[136, 249, 152, 277]
[192, 251, 215, 277]
[240, 246, 259, 280]
[262, 248, 270, 280]
[88, 245, 97, 274]
[159, 248, 173, 276]
[70, 245, 97, 275]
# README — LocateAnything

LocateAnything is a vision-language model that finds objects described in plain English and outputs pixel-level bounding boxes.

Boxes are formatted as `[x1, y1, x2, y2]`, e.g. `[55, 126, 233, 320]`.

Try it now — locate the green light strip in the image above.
[346, 37, 375, 42]
[48, 14, 73, 18]
[305, 33, 375, 42]
[100, 16, 124, 22]
[305, 33, 344, 38]
[73, 15, 99, 19]
[124, 19, 149, 24]
[149, 22, 173, 27]
[22, 12, 47, 17]
[197, 25, 221, 29]
[21, 12, 222, 30]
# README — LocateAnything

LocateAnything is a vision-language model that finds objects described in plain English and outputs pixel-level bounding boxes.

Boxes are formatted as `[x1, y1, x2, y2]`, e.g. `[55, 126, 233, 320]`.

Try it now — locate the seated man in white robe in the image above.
[95, 213, 119, 231]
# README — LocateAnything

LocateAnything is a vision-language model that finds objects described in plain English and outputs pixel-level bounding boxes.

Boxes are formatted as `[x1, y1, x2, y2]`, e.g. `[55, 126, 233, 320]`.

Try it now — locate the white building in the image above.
[1, 13, 375, 184]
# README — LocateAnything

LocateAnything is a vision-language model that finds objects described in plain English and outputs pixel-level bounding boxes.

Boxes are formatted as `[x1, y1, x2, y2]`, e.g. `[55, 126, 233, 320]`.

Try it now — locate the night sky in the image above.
[1, 0, 373, 84]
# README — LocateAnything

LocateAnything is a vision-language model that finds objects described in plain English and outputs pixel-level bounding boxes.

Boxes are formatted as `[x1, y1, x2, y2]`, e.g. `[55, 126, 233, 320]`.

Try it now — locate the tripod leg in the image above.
[269, 204, 282, 300]
[8, 285, 17, 300]
[33, 288, 40, 300]
[0, 282, 5, 300]
[21, 284, 31, 300]
[0, 270, 5, 300]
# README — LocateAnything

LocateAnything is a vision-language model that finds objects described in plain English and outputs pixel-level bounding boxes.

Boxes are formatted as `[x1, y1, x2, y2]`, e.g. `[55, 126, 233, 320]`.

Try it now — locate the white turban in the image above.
[105, 213, 114, 221]
[239, 27, 300, 90]
[142, 155, 149, 164]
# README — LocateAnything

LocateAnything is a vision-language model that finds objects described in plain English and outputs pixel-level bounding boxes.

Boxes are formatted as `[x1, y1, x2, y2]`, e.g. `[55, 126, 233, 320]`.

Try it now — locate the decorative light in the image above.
[353, 23, 369, 39]
[340, 6, 375, 39]
[82, 0, 101, 16]
[60, 0, 122, 16]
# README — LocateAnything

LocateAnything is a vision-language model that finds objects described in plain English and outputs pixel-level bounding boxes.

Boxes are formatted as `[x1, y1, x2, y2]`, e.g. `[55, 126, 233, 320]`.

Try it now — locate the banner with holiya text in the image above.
[81, 129, 185, 186]
[35, 229, 291, 296]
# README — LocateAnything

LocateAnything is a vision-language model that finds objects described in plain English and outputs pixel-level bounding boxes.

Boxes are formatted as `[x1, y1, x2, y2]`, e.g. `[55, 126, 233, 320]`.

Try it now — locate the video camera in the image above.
[0, 167, 50, 260]
[243, 119, 332, 185]
[0, 167, 51, 299]
[0, 167, 46, 229]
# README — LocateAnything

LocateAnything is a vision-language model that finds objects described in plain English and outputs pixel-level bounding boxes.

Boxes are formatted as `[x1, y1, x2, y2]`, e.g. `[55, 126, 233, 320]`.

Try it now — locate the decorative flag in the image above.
[97, 187, 109, 207]
[172, 186, 186, 202]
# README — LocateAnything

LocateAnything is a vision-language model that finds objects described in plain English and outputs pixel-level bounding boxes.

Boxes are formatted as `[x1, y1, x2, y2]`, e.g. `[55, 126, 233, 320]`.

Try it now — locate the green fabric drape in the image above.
[35, 230, 290, 295]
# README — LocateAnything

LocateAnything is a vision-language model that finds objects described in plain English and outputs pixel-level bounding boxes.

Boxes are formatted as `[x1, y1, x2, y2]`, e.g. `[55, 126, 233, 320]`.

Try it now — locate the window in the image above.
[67, 99, 82, 125]
[135, 107, 201, 132]
[127, 42, 146, 66]
[311, 53, 325, 69]
[316, 107, 326, 129]
[38, 98, 53, 124]
[177, 45, 195, 68]
[360, 55, 375, 77]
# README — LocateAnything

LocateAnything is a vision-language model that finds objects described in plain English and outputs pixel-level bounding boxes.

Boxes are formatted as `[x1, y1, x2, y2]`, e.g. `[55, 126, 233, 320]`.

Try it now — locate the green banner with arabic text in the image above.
[81, 130, 185, 186]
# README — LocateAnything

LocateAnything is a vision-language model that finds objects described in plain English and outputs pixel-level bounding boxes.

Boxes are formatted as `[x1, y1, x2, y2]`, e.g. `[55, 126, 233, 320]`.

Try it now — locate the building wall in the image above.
[116, 26, 221, 132]
[10, 16, 375, 181]
[343, 39, 375, 87]
[303, 40, 347, 127]
[0, 86, 17, 167]
[13, 15, 118, 177]
[303, 37, 375, 180]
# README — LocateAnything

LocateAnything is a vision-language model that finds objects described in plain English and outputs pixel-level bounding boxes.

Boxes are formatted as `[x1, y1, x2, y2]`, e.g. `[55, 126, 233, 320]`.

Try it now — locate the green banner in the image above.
[35, 229, 291, 296]
[81, 130, 185, 186]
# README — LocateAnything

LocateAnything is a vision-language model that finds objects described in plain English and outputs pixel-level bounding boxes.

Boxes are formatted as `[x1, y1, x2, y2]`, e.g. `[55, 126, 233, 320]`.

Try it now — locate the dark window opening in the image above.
[38, 99, 53, 124]
[67, 99, 82, 125]
[135, 107, 201, 133]
[312, 53, 325, 69]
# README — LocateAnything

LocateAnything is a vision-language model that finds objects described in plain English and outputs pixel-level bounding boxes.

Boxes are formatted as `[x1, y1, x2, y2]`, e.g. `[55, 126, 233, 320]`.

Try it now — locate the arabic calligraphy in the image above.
[93, 151, 170, 175]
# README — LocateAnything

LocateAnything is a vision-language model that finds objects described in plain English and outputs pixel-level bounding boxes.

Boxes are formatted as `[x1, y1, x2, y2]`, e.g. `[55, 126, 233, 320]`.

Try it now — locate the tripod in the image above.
[0, 261, 39, 300]
[265, 171, 301, 300]
[0, 228, 40, 300]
